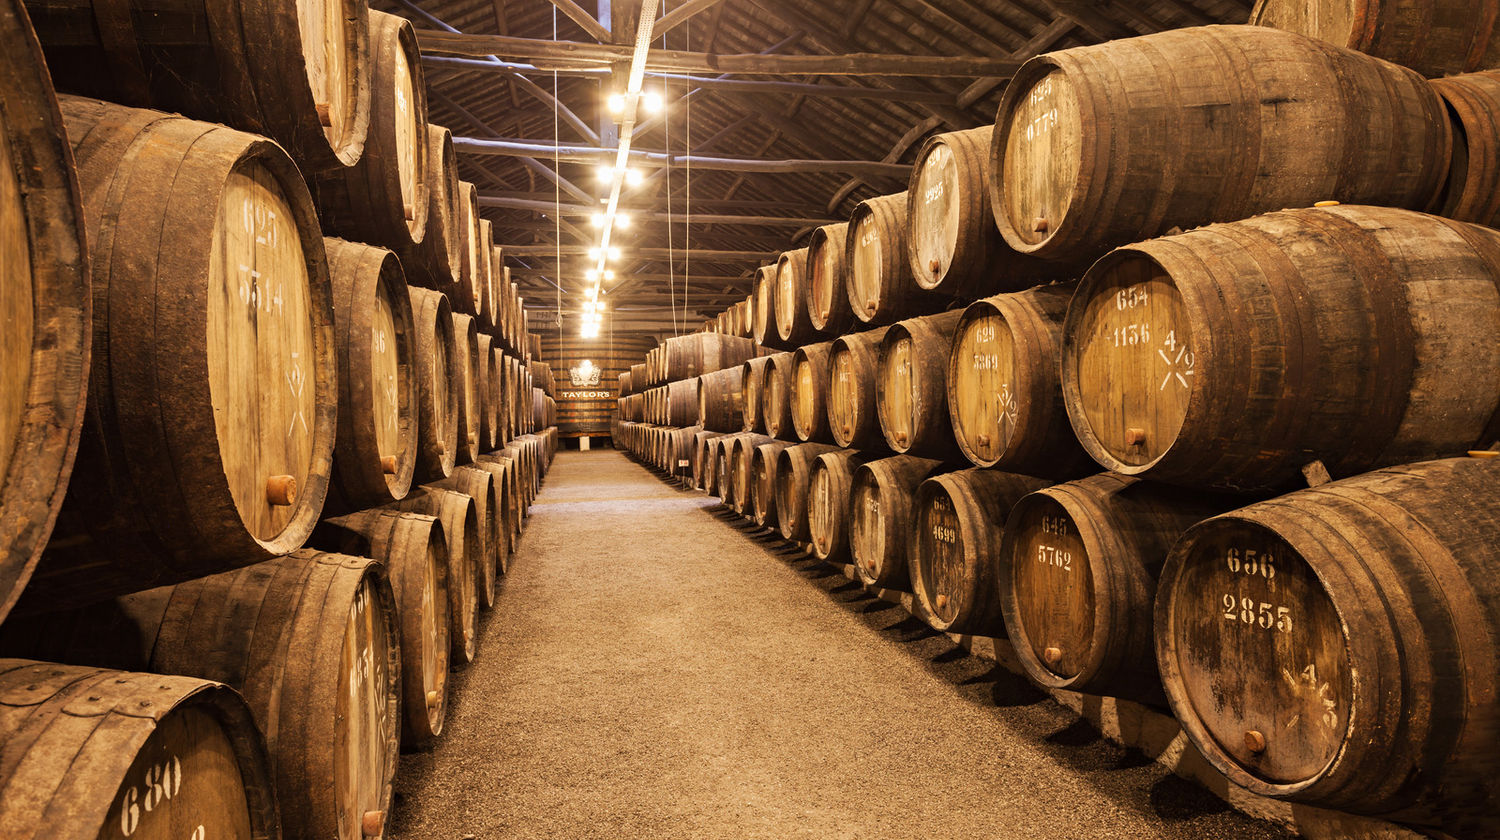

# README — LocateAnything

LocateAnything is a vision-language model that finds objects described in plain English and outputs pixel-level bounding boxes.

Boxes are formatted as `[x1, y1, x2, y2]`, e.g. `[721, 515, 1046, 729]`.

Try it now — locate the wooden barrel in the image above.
[807, 222, 855, 335]
[691, 430, 728, 491]
[807, 450, 874, 563]
[827, 327, 890, 452]
[318, 509, 451, 746]
[479, 448, 523, 538]
[409, 287, 459, 483]
[476, 333, 499, 450]
[752, 264, 782, 348]
[728, 434, 773, 514]
[701, 435, 726, 496]
[661, 378, 700, 427]
[1431, 71, 1500, 229]
[1062, 204, 1500, 491]
[790, 342, 835, 444]
[774, 443, 840, 543]
[850, 456, 944, 590]
[451, 313, 481, 466]
[907, 125, 1067, 301]
[910, 469, 1049, 635]
[428, 466, 498, 611]
[27, 97, 337, 612]
[25, 0, 371, 173]
[387, 487, 480, 664]
[452, 181, 480, 317]
[877, 310, 965, 460]
[0, 660, 280, 839]
[314, 10, 427, 253]
[476, 218, 496, 331]
[630, 362, 648, 394]
[998, 473, 1235, 701]
[662, 333, 759, 382]
[467, 456, 515, 569]
[740, 357, 773, 433]
[412, 124, 463, 292]
[1156, 456, 1500, 831]
[324, 238, 418, 512]
[697, 367, 745, 433]
[0, 1, 90, 624]
[775, 247, 821, 346]
[761, 352, 798, 442]
[848, 192, 941, 326]
[990, 26, 1450, 267]
[1249, 0, 1500, 78]
[947, 285, 1093, 477]
[750, 441, 795, 527]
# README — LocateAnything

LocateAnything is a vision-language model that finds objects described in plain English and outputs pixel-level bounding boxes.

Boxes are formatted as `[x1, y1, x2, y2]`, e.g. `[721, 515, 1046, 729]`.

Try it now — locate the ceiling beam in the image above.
[503, 245, 775, 260]
[453, 137, 913, 178]
[480, 195, 835, 226]
[654, 0, 723, 37]
[543, 0, 613, 42]
[484, 193, 828, 213]
[415, 30, 1024, 77]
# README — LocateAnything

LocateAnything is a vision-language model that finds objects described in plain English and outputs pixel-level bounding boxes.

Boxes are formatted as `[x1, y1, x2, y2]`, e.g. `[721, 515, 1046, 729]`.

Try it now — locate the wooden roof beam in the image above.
[453, 136, 912, 178]
[503, 245, 775, 260]
[480, 195, 835, 226]
[543, 0, 613, 42]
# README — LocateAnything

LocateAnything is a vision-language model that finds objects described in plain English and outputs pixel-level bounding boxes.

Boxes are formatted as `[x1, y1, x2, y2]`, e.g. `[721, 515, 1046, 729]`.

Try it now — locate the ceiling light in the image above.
[625, 168, 643, 186]
[603, 270, 616, 281]
[608, 247, 621, 260]
[616, 214, 631, 229]
[585, 269, 599, 281]
[596, 165, 612, 181]
[588, 247, 601, 260]
[607, 92, 626, 114]
[591, 213, 605, 228]
[643, 91, 663, 113]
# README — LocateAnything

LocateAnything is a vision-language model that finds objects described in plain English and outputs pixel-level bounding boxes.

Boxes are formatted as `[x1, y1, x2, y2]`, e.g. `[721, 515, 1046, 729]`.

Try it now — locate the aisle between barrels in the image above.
[389, 449, 1290, 840]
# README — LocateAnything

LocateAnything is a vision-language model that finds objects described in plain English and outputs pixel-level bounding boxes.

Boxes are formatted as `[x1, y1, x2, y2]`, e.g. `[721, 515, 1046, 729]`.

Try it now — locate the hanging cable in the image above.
[552, 4, 562, 338]
[682, 14, 691, 334]
[662, 1, 678, 337]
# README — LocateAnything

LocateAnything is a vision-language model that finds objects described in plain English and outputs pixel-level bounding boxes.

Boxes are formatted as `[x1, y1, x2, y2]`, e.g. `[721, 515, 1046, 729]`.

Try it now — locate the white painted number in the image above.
[1221, 594, 1293, 633]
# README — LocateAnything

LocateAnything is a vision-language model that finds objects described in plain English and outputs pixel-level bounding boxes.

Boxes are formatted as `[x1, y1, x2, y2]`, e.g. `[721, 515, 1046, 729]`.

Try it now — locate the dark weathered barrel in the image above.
[751, 441, 795, 528]
[324, 238, 418, 512]
[476, 333, 499, 450]
[761, 352, 798, 442]
[740, 357, 773, 433]
[314, 10, 428, 252]
[807, 450, 875, 563]
[25, 0, 371, 173]
[752, 264, 782, 349]
[662, 332, 759, 382]
[790, 342, 836, 444]
[1156, 456, 1500, 833]
[409, 287, 459, 483]
[775, 247, 821, 346]
[692, 430, 730, 491]
[0, 1, 90, 624]
[727, 433, 773, 515]
[998, 473, 1236, 701]
[429, 465, 498, 610]
[947, 285, 1093, 477]
[319, 508, 451, 746]
[388, 487, 480, 664]
[0, 660, 281, 839]
[848, 191, 946, 326]
[807, 223, 855, 335]
[413, 123, 463, 292]
[27, 97, 337, 612]
[991, 26, 1450, 267]
[453, 181, 481, 317]
[877, 310, 965, 460]
[451, 313, 482, 466]
[467, 456, 515, 569]
[1249, 0, 1500, 78]
[1431, 71, 1500, 229]
[911, 469, 1049, 635]
[850, 455, 944, 591]
[907, 126, 1064, 300]
[697, 367, 745, 433]
[1063, 205, 1500, 491]
[827, 327, 891, 452]
[774, 443, 840, 543]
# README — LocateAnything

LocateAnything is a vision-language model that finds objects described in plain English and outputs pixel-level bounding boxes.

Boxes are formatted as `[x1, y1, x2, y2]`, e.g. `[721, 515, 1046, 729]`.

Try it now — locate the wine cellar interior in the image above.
[0, 0, 1497, 838]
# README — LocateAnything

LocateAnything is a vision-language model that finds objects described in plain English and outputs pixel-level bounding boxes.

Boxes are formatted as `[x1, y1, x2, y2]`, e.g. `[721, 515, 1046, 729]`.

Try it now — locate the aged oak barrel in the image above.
[408, 287, 459, 483]
[807, 451, 875, 564]
[314, 10, 428, 253]
[728, 434, 773, 514]
[740, 357, 774, 434]
[692, 430, 730, 491]
[452, 181, 480, 317]
[1062, 205, 1500, 491]
[697, 367, 745, 433]
[467, 456, 515, 569]
[1249, 0, 1500, 78]
[998, 473, 1237, 701]
[1431, 71, 1500, 229]
[752, 264, 784, 349]
[850, 455, 945, 591]
[790, 342, 836, 444]
[319, 509, 451, 746]
[990, 26, 1450, 267]
[700, 435, 727, 496]
[324, 238, 417, 512]
[1156, 456, 1500, 833]
[773, 443, 840, 543]
[27, 98, 337, 612]
[947, 285, 1093, 478]
[775, 247, 821, 346]
[761, 352, 799, 442]
[25, 0, 370, 173]
[429, 466, 499, 611]
[827, 327, 891, 452]
[476, 333, 500, 450]
[388, 487, 480, 664]
[477, 450, 524, 546]
[907, 126, 1064, 300]
[412, 124, 463, 293]
[476, 219, 496, 332]
[450, 313, 482, 466]
[847, 192, 941, 326]
[806, 223, 854, 335]
[877, 310, 965, 460]
[750, 441, 795, 528]
[0, 659, 280, 840]
[0, 0, 90, 625]
[911, 469, 1049, 635]
[662, 332, 759, 382]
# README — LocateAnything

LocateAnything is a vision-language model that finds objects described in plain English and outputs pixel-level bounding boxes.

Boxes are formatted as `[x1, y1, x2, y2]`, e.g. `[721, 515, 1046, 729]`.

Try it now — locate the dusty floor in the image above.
[389, 448, 1291, 840]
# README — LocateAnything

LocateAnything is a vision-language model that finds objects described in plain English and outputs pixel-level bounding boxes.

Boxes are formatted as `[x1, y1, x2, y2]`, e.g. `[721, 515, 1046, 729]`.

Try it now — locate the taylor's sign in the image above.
[569, 360, 602, 387]
[562, 390, 613, 400]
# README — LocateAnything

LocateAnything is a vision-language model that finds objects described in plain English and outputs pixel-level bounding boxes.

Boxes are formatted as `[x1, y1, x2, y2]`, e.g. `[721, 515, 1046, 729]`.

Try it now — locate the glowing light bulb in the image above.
[615, 214, 631, 229]
[608, 247, 621, 260]
[643, 91, 663, 113]
[603, 270, 616, 281]
[596, 165, 612, 181]
[591, 213, 605, 228]
[607, 93, 625, 114]
[585, 269, 599, 281]
[625, 168, 643, 186]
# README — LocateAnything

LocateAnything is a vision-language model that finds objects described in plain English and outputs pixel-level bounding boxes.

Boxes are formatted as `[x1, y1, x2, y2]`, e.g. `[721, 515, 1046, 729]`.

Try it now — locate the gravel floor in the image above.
[388, 449, 1292, 840]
